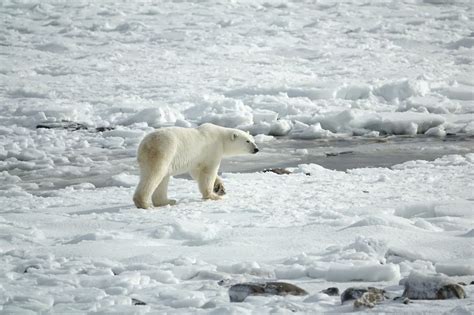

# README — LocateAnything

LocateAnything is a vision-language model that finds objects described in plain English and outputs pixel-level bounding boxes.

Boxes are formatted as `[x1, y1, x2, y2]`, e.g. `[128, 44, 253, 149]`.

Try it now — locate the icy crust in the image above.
[1, 155, 474, 313]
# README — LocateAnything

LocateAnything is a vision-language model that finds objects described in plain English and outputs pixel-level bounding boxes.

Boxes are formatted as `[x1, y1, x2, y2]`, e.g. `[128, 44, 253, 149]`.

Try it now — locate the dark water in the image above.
[221, 134, 474, 173]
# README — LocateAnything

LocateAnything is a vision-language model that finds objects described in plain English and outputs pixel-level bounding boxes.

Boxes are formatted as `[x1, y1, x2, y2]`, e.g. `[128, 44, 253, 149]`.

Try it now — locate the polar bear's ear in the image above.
[231, 133, 238, 140]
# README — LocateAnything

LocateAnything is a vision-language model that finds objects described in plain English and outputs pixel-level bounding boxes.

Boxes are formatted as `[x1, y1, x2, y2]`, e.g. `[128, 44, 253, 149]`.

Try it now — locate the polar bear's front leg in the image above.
[152, 175, 176, 207]
[193, 166, 222, 201]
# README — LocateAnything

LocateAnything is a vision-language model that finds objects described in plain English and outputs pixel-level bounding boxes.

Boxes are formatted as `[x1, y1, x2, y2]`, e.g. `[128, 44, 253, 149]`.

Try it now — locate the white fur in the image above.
[133, 123, 258, 209]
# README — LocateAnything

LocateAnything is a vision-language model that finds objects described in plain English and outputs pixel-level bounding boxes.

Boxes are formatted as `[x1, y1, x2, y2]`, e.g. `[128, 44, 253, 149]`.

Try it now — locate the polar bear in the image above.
[133, 123, 259, 209]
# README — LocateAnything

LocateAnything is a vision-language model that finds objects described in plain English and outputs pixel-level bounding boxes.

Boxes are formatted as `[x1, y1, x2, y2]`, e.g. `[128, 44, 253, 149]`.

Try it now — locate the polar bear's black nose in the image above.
[253, 148, 259, 154]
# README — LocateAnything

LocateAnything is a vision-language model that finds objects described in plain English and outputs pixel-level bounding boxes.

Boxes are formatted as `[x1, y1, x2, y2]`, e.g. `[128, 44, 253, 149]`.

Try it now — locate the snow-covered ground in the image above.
[1, 0, 473, 313]
[1, 155, 474, 313]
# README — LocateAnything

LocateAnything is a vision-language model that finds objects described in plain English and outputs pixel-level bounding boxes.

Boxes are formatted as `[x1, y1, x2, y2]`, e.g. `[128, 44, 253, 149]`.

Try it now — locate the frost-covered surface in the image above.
[1, 154, 474, 313]
[1, 0, 474, 313]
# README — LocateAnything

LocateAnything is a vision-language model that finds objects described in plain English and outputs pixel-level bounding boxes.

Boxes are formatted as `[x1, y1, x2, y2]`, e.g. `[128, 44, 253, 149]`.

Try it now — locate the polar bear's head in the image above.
[224, 130, 259, 156]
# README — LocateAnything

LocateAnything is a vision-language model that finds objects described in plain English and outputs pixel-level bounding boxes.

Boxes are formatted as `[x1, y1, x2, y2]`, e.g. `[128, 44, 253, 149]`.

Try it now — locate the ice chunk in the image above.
[290, 122, 335, 139]
[121, 107, 184, 127]
[268, 119, 292, 136]
[326, 263, 400, 282]
[184, 97, 253, 128]
[425, 126, 446, 137]
[439, 85, 474, 101]
[254, 134, 274, 143]
[435, 261, 474, 276]
[336, 84, 371, 100]
[274, 264, 307, 279]
[374, 79, 430, 101]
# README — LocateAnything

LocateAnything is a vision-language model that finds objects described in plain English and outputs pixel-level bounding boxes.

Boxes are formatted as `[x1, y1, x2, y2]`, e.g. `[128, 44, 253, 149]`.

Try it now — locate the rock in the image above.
[458, 282, 467, 286]
[131, 298, 147, 305]
[23, 265, 40, 273]
[325, 151, 354, 157]
[353, 290, 386, 309]
[36, 120, 114, 132]
[262, 168, 292, 175]
[36, 120, 88, 131]
[321, 287, 339, 296]
[341, 287, 386, 304]
[436, 284, 466, 299]
[229, 282, 308, 302]
[470, 281, 474, 285]
[95, 126, 115, 132]
[402, 271, 466, 300]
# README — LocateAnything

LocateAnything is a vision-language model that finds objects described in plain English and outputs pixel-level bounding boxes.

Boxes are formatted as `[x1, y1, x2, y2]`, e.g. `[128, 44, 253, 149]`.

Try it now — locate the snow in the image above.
[1, 0, 473, 313]
[1, 154, 473, 313]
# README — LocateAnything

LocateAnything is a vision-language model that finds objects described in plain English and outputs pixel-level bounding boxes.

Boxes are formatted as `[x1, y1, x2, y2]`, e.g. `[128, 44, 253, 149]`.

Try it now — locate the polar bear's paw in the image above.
[153, 199, 177, 207]
[204, 193, 223, 201]
[133, 195, 152, 209]
[213, 181, 226, 196]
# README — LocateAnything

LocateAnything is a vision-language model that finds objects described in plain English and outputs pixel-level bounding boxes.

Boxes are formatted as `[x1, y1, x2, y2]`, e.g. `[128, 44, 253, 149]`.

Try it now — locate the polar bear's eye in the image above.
[246, 140, 250, 143]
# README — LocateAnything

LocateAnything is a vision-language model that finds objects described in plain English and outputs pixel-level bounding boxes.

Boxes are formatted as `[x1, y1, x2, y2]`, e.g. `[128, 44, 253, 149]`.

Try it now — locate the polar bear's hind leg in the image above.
[133, 154, 169, 209]
[152, 175, 176, 207]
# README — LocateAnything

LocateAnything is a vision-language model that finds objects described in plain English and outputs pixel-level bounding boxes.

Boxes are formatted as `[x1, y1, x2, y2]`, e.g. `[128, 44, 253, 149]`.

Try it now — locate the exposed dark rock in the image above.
[321, 287, 339, 296]
[436, 284, 466, 299]
[95, 126, 115, 132]
[402, 271, 466, 300]
[262, 168, 292, 175]
[326, 151, 354, 157]
[36, 120, 115, 132]
[471, 281, 474, 285]
[131, 298, 147, 305]
[229, 282, 308, 302]
[23, 265, 40, 273]
[341, 287, 386, 304]
[353, 290, 386, 309]
[36, 120, 88, 131]
[458, 282, 467, 286]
